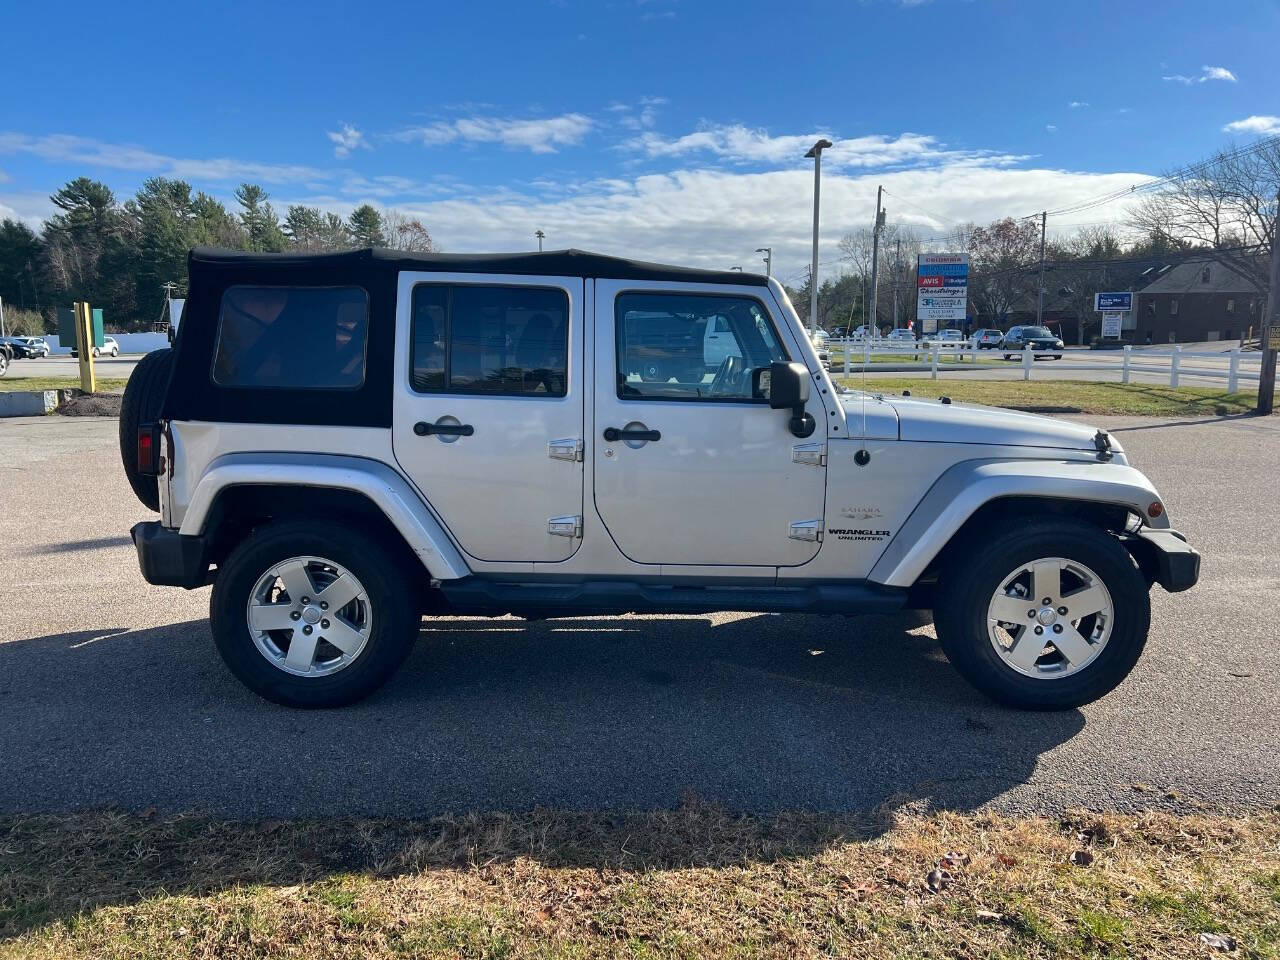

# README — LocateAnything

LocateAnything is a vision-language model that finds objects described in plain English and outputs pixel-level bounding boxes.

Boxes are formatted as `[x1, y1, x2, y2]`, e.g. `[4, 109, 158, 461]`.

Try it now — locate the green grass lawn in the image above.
[3, 805, 1278, 959]
[835, 377, 1259, 418]
[0, 377, 128, 393]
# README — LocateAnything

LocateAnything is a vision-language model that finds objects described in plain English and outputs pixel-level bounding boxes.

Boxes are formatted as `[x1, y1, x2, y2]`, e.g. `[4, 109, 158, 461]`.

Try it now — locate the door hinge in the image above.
[788, 519, 824, 542]
[792, 442, 826, 467]
[548, 515, 583, 538]
[548, 438, 584, 462]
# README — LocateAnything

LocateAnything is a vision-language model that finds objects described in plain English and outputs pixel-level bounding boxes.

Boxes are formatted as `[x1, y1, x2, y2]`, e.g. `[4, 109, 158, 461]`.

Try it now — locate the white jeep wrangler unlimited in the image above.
[123, 247, 1199, 709]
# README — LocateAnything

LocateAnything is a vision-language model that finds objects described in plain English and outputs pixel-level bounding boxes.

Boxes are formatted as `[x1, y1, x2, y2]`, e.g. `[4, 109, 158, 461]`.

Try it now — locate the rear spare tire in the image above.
[118, 348, 173, 512]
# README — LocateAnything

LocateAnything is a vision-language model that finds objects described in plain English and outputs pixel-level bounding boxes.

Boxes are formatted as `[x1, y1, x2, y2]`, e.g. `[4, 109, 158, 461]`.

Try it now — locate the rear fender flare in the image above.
[179, 453, 471, 580]
[868, 458, 1168, 588]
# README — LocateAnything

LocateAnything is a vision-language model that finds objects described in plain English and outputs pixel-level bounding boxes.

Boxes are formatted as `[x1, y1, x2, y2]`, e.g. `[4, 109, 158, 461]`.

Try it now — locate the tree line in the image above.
[0, 178, 436, 333]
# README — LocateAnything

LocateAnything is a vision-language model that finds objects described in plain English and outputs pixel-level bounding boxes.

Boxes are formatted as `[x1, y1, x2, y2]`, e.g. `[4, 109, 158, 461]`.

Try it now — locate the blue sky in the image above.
[3, 0, 1278, 282]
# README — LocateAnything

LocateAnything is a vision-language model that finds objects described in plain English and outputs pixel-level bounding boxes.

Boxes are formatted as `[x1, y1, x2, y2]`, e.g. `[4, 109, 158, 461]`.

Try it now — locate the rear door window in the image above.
[212, 286, 369, 389]
[410, 284, 569, 397]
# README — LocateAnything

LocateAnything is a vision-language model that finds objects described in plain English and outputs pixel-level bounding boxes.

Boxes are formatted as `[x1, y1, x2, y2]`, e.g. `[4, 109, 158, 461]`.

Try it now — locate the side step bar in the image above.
[438, 578, 909, 619]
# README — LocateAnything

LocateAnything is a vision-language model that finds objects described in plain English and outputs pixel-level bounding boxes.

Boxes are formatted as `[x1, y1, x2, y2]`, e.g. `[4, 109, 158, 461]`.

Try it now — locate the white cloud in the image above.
[0, 132, 329, 185]
[390, 113, 593, 154]
[1222, 115, 1280, 135]
[610, 96, 667, 131]
[623, 124, 1021, 171]
[326, 124, 368, 159]
[1045, 124, 1058, 133]
[1163, 64, 1237, 84]
[333, 162, 1155, 283]
[1068, 101, 1089, 108]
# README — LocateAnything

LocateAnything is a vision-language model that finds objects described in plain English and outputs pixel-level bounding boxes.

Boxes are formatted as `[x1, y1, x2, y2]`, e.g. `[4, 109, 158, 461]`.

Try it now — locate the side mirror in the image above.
[754, 361, 815, 438]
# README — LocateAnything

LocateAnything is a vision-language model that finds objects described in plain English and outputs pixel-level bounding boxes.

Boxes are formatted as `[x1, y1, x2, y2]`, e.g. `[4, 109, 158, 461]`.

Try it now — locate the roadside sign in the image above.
[1102, 312, 1123, 339]
[1095, 291, 1133, 312]
[917, 254, 968, 327]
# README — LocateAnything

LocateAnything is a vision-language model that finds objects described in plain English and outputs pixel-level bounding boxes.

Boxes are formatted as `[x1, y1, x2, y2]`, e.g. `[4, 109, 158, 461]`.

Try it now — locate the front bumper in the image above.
[1129, 528, 1200, 593]
[131, 521, 211, 588]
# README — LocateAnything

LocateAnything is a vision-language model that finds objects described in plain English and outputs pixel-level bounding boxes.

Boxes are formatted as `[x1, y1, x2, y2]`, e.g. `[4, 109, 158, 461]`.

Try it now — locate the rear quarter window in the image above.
[212, 285, 369, 389]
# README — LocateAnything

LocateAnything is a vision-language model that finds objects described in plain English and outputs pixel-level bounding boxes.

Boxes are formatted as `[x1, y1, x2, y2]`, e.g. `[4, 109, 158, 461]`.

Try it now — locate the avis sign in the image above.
[917, 254, 968, 333]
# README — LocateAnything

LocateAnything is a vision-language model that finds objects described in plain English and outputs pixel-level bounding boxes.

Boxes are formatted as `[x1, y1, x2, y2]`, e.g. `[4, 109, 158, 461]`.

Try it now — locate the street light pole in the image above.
[804, 139, 833, 334]
[869, 185, 885, 333]
[755, 247, 772, 279]
[1036, 210, 1046, 326]
[535, 229, 545, 252]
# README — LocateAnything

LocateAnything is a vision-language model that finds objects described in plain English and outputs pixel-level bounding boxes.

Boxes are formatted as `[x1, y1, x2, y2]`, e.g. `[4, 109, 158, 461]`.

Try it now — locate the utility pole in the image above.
[1036, 210, 1047, 326]
[535, 229, 545, 252]
[891, 236, 902, 330]
[1257, 188, 1279, 415]
[869, 185, 885, 333]
[804, 139, 833, 334]
[755, 247, 772, 278]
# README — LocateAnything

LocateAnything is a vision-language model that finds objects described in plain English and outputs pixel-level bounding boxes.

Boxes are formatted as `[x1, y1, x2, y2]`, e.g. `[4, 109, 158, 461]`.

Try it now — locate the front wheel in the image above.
[934, 519, 1150, 710]
[111, 347, 119, 357]
[210, 522, 420, 707]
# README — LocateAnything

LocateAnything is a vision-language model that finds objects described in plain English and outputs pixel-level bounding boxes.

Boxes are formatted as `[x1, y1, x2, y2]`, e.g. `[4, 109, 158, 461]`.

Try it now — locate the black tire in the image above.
[0, 349, 9, 377]
[934, 519, 1151, 710]
[210, 522, 420, 708]
[118, 348, 174, 512]
[1053, 354, 1062, 360]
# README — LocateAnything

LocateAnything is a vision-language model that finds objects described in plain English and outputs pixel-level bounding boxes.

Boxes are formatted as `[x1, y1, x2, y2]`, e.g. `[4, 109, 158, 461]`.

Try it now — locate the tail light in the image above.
[137, 423, 161, 476]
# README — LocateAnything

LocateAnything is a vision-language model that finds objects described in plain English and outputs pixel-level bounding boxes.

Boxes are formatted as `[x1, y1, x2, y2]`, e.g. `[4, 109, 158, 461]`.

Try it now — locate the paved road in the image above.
[5, 348, 1272, 393]
[1, 415, 1277, 818]
[6, 354, 142, 382]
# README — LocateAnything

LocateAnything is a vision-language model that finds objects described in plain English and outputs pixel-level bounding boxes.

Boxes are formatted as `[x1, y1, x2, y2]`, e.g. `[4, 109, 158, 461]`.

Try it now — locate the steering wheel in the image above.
[708, 355, 744, 397]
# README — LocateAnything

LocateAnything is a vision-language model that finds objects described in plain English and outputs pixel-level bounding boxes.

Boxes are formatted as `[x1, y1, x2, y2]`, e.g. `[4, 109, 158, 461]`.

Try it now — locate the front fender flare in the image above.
[179, 452, 471, 580]
[868, 458, 1168, 588]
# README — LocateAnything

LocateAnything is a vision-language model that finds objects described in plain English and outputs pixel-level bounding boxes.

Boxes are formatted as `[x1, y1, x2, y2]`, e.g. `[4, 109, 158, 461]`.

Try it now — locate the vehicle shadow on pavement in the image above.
[0, 613, 1086, 939]
[1, 612, 1084, 821]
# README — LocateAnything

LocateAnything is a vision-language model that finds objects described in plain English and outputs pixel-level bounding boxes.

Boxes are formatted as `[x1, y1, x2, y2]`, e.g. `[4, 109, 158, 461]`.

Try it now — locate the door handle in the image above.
[414, 421, 474, 437]
[603, 426, 660, 443]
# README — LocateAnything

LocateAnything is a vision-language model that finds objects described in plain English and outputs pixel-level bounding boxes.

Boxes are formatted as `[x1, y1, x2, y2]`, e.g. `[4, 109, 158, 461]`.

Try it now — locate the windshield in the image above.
[1024, 327, 1053, 338]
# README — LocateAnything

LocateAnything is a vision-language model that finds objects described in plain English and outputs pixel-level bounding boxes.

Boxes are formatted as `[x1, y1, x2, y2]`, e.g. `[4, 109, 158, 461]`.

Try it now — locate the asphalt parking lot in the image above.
[1, 414, 1277, 819]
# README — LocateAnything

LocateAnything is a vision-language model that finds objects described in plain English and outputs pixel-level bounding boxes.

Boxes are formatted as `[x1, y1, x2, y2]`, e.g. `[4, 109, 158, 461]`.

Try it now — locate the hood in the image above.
[880, 394, 1112, 451]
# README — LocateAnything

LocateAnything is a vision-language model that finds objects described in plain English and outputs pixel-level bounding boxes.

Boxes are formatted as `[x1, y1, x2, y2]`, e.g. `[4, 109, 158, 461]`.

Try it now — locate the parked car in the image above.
[0, 336, 49, 359]
[886, 327, 916, 343]
[933, 329, 964, 342]
[973, 328, 1004, 349]
[70, 335, 120, 359]
[123, 246, 1198, 711]
[1001, 326, 1064, 360]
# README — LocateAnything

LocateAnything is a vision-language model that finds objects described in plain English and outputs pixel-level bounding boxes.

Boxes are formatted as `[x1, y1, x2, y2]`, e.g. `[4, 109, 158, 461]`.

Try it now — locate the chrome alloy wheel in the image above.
[986, 557, 1114, 679]
[246, 555, 372, 677]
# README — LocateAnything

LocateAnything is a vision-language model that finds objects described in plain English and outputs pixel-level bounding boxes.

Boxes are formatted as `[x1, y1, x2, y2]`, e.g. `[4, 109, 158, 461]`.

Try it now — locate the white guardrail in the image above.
[823, 338, 1268, 393]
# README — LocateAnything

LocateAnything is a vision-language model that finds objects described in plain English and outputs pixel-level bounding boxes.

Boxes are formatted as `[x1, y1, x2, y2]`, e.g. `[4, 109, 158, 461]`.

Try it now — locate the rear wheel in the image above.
[210, 522, 419, 708]
[118, 348, 173, 511]
[934, 519, 1150, 710]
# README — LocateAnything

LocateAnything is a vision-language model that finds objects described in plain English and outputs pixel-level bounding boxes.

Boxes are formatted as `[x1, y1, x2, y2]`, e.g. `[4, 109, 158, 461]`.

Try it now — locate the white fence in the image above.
[824, 339, 1268, 394]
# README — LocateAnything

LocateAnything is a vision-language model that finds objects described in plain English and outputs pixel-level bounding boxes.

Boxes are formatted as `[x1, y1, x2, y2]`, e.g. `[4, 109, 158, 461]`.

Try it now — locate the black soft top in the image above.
[189, 246, 769, 287]
[164, 247, 768, 429]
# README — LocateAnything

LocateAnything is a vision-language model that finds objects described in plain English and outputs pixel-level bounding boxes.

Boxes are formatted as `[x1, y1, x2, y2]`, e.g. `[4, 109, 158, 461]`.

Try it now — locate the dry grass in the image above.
[0, 377, 128, 394]
[3, 803, 1278, 958]
[837, 377, 1259, 417]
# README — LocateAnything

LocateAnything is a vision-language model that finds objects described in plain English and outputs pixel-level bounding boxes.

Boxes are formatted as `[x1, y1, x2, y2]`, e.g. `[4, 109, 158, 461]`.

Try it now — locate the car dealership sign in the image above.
[917, 254, 968, 332]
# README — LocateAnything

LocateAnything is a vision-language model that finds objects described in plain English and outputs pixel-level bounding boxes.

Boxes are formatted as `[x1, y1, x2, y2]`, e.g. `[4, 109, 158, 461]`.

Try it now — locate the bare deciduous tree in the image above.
[1130, 139, 1279, 293]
